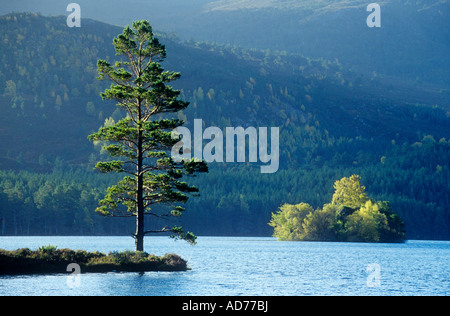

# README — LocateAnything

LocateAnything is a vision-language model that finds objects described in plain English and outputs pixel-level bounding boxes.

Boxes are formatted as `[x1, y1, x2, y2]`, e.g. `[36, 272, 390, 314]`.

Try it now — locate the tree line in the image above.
[0, 136, 448, 240]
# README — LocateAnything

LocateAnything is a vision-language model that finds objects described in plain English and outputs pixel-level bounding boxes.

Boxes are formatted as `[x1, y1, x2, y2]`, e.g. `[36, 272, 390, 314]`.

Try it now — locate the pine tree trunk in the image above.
[135, 108, 145, 252]
[135, 169, 144, 251]
[135, 217, 144, 251]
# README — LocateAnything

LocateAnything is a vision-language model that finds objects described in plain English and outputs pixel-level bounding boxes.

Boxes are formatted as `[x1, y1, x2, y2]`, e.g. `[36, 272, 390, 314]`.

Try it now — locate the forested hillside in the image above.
[0, 13, 448, 239]
[2, 0, 448, 86]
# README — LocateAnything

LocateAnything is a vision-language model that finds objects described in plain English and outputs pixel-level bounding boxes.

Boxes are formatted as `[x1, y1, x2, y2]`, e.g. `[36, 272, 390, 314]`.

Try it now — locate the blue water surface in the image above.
[0, 236, 448, 296]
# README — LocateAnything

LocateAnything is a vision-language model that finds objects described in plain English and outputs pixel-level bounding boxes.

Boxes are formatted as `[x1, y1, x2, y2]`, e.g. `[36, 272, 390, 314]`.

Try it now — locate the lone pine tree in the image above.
[88, 21, 208, 251]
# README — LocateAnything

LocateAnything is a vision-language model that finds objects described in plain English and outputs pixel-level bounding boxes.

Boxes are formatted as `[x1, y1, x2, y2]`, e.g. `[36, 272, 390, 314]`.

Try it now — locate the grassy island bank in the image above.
[0, 246, 187, 274]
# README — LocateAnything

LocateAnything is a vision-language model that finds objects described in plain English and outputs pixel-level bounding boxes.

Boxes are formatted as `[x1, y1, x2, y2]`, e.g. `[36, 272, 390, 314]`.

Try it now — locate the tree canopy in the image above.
[331, 175, 369, 209]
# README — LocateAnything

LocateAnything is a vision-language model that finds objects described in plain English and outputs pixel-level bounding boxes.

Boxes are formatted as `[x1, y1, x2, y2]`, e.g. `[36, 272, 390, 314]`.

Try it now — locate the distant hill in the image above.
[1, 0, 448, 86]
[187, 0, 450, 87]
[0, 13, 448, 239]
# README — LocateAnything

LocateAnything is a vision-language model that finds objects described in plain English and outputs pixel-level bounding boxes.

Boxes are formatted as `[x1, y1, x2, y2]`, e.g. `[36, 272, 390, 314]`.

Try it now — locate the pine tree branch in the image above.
[143, 226, 171, 235]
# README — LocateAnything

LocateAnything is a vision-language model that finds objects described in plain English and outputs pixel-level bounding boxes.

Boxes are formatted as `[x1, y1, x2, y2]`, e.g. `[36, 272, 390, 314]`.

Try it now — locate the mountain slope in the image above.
[196, 0, 450, 87]
[1, 13, 447, 163]
[2, 0, 447, 87]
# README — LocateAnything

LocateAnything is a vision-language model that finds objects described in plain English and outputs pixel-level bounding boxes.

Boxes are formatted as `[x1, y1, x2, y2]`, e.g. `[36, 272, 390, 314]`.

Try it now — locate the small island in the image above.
[269, 175, 406, 243]
[0, 246, 187, 275]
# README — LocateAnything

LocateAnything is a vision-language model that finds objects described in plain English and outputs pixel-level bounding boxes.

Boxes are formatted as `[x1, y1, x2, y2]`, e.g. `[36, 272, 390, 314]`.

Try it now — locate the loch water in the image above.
[0, 236, 448, 296]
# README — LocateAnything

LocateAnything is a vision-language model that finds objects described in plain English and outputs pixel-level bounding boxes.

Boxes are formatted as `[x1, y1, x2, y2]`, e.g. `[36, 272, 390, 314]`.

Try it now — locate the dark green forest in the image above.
[0, 13, 448, 240]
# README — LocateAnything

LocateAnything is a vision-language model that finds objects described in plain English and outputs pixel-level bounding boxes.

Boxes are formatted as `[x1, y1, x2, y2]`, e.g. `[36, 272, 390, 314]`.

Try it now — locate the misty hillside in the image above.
[0, 13, 448, 239]
[2, 0, 448, 87]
